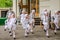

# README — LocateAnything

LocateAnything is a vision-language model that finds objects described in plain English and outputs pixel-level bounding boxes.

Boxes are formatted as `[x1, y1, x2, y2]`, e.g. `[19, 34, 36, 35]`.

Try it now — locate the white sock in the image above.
[13, 31, 15, 38]
[46, 30, 49, 36]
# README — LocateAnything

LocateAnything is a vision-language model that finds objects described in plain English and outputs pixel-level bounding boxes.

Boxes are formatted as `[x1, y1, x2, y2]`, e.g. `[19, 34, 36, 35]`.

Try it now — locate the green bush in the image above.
[0, 0, 12, 8]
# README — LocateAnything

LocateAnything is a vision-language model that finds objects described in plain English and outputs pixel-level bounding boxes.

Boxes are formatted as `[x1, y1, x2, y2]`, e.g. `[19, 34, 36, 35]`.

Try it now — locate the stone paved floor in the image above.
[0, 25, 60, 40]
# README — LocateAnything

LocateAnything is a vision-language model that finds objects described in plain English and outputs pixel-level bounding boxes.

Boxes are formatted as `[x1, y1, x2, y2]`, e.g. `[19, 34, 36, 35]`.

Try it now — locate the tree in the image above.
[0, 0, 12, 8]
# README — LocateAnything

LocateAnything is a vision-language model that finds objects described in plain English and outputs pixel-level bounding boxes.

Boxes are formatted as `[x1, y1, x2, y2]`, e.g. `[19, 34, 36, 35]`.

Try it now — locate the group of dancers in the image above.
[4, 8, 60, 40]
[41, 9, 60, 38]
[4, 9, 35, 39]
[20, 9, 35, 37]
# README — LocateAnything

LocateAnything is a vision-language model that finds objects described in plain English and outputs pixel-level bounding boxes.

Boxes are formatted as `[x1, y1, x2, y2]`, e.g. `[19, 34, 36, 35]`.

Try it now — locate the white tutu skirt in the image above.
[29, 19, 35, 24]
[43, 22, 49, 30]
[7, 23, 16, 30]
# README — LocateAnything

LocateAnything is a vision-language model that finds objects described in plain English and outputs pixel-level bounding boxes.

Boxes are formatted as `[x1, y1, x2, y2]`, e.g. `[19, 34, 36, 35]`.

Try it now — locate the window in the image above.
[1, 11, 7, 18]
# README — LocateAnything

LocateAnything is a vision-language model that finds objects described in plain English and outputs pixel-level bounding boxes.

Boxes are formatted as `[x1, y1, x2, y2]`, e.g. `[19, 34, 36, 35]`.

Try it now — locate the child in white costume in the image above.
[23, 14, 31, 37]
[9, 13, 16, 39]
[29, 10, 35, 26]
[20, 10, 30, 37]
[4, 12, 16, 39]
[42, 9, 49, 38]
[20, 10, 26, 28]
[54, 11, 60, 34]
[29, 10, 35, 33]
[4, 9, 12, 31]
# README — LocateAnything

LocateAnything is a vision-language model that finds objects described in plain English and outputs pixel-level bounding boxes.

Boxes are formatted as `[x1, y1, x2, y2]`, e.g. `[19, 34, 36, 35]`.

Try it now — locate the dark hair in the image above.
[32, 8, 36, 12]
[33, 8, 36, 10]
[58, 11, 60, 13]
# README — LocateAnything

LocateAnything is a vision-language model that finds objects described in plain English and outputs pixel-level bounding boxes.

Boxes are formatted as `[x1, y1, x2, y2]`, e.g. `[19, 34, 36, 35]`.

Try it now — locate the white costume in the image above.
[21, 13, 30, 36]
[4, 19, 9, 30]
[54, 13, 59, 33]
[29, 10, 35, 33]
[4, 10, 12, 30]
[4, 11, 16, 39]
[43, 15, 49, 30]
[23, 14, 31, 36]
[8, 14, 16, 38]
[42, 9, 49, 37]
[20, 10, 30, 36]
[29, 12, 35, 24]
[8, 18, 16, 31]
[20, 13, 26, 29]
[29, 10, 35, 23]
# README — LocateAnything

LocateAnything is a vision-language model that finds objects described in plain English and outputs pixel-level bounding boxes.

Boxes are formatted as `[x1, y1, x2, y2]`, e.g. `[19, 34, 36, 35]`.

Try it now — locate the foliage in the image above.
[0, 0, 12, 8]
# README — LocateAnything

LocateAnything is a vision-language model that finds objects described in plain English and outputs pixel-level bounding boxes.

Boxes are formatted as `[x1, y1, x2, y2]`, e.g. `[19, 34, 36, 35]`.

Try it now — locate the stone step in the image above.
[34, 18, 41, 25]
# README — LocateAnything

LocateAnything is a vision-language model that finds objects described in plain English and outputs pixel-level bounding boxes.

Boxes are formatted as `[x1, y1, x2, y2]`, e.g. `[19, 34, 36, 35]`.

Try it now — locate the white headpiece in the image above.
[25, 14, 28, 17]
[22, 10, 26, 13]
[31, 10, 35, 13]
[43, 9, 47, 11]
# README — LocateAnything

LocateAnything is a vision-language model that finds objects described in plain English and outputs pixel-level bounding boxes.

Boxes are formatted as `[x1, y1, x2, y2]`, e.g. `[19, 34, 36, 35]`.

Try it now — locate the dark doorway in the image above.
[1, 11, 7, 18]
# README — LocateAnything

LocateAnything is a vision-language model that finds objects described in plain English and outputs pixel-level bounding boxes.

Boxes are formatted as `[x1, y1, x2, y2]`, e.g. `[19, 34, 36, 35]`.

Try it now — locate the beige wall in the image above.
[16, 0, 20, 17]
[12, 0, 60, 17]
[39, 0, 50, 17]
[50, 0, 60, 16]
[13, 0, 17, 17]
[39, 0, 60, 17]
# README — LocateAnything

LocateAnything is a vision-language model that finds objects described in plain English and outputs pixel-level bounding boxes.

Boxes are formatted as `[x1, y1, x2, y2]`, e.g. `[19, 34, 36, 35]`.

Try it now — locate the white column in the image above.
[16, 0, 20, 17]
[13, 0, 17, 17]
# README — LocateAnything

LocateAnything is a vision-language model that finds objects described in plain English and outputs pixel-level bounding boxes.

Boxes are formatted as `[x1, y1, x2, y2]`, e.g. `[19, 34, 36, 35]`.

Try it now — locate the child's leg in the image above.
[9, 28, 12, 36]
[54, 22, 58, 34]
[30, 24, 34, 34]
[54, 27, 57, 34]
[12, 25, 16, 39]
[32, 19, 35, 28]
[12, 30, 16, 39]
[8, 25, 12, 36]
[44, 24, 49, 38]
[46, 30, 49, 37]
[25, 28, 28, 37]
[4, 25, 7, 31]
[55, 23, 59, 29]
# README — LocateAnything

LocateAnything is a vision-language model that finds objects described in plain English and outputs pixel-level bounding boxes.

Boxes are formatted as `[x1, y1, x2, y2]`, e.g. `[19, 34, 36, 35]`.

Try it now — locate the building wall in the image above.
[0, 8, 9, 18]
[50, 0, 60, 16]
[39, 0, 50, 17]
[12, 0, 60, 17]
[39, 0, 60, 17]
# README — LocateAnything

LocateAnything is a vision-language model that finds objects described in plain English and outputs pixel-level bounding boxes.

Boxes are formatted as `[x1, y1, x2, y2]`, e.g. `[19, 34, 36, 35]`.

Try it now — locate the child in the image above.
[29, 10, 35, 34]
[23, 14, 31, 37]
[54, 11, 60, 34]
[20, 10, 30, 37]
[9, 12, 16, 39]
[42, 9, 49, 38]
[4, 11, 16, 39]
[20, 10, 26, 28]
